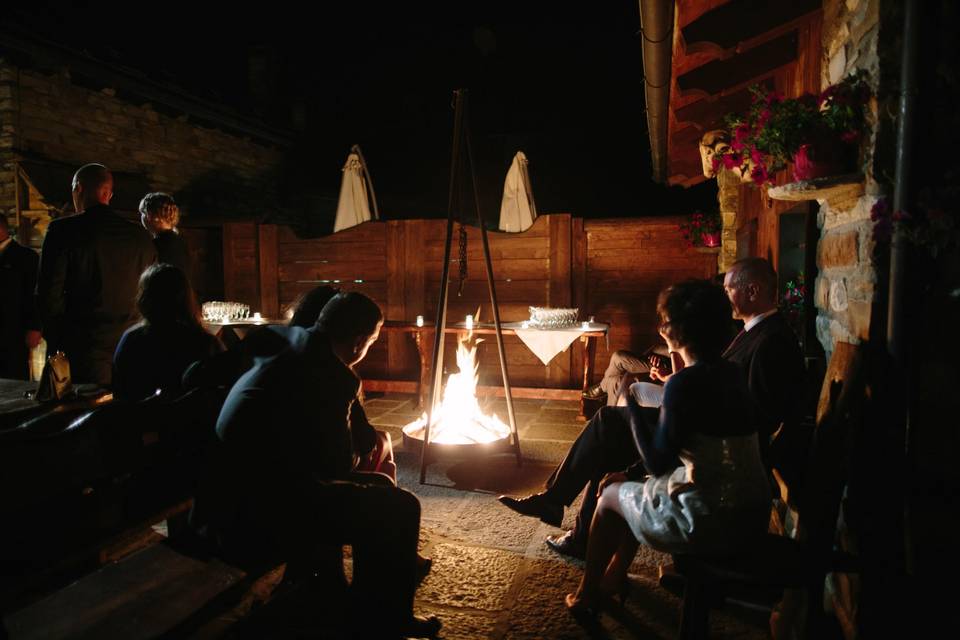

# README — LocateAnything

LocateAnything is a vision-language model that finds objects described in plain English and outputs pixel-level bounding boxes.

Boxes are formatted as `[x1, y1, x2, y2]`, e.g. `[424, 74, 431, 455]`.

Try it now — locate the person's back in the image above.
[653, 359, 770, 513]
[113, 322, 221, 401]
[214, 326, 358, 491]
[37, 164, 157, 385]
[112, 263, 222, 402]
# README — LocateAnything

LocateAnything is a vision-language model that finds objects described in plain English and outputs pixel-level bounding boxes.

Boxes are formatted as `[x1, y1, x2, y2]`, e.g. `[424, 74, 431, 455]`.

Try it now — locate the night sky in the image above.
[10, 2, 718, 221]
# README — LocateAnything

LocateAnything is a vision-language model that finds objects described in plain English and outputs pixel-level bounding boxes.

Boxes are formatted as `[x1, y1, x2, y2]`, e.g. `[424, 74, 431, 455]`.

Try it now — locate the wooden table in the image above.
[202, 318, 283, 347]
[367, 320, 610, 418]
[0, 378, 112, 430]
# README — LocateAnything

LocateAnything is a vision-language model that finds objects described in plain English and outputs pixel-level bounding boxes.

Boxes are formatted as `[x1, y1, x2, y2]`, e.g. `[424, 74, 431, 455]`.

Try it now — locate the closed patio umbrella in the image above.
[333, 145, 380, 233]
[497, 151, 537, 233]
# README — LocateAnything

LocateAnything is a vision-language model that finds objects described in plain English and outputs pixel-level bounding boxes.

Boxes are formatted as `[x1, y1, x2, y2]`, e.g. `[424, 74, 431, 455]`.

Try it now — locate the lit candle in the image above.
[416, 315, 424, 327]
[521, 321, 530, 329]
[582, 321, 590, 330]
[253, 312, 262, 322]
[465, 315, 474, 330]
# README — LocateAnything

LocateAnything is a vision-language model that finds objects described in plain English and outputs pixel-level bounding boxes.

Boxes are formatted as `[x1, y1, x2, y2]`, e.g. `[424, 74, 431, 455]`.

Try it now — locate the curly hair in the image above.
[139, 192, 180, 228]
[656, 279, 733, 361]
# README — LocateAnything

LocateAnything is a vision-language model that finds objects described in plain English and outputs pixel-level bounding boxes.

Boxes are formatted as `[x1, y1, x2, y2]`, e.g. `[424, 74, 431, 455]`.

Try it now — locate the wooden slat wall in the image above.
[230, 214, 718, 389]
[583, 218, 719, 375]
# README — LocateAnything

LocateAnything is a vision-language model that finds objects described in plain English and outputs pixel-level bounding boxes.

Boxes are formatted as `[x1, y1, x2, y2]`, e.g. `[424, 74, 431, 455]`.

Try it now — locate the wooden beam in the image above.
[547, 214, 572, 388]
[386, 220, 407, 377]
[257, 224, 279, 318]
[570, 216, 587, 389]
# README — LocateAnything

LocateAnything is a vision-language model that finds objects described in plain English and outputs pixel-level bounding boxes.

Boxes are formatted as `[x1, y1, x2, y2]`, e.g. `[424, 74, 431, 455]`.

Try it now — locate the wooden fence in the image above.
[222, 214, 718, 389]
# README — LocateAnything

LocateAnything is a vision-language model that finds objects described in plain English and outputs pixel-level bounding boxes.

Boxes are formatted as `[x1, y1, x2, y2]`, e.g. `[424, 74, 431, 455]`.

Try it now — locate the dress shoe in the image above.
[398, 614, 442, 638]
[582, 382, 607, 401]
[545, 530, 586, 560]
[497, 493, 563, 527]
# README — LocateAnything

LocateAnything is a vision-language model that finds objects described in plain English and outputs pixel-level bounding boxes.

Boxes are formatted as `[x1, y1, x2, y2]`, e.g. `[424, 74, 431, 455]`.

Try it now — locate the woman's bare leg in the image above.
[568, 482, 634, 608]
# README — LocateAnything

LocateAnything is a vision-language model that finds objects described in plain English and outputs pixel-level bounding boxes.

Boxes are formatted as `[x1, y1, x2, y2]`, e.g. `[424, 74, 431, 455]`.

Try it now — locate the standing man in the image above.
[499, 258, 805, 559]
[36, 164, 156, 385]
[0, 215, 41, 379]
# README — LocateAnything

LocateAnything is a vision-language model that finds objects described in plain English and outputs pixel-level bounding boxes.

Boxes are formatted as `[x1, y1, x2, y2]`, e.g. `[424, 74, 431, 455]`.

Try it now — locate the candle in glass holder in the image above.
[253, 312, 262, 322]
[465, 315, 474, 330]
[521, 321, 530, 329]
[582, 321, 590, 330]
[416, 315, 424, 327]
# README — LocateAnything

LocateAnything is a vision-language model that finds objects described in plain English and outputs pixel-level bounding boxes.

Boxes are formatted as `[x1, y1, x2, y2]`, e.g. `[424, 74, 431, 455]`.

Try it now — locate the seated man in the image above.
[582, 349, 652, 406]
[499, 257, 804, 559]
[190, 292, 440, 638]
[184, 285, 396, 481]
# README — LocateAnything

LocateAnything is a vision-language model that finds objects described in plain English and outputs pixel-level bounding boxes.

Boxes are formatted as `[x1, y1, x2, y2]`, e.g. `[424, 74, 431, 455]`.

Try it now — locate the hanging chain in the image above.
[457, 222, 468, 296]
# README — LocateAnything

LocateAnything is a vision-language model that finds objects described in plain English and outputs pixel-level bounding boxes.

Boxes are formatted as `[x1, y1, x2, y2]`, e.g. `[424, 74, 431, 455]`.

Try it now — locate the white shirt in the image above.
[744, 308, 778, 332]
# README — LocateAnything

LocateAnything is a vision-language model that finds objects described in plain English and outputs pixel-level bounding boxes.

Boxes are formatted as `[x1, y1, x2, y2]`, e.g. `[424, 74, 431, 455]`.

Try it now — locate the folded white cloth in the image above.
[512, 327, 583, 365]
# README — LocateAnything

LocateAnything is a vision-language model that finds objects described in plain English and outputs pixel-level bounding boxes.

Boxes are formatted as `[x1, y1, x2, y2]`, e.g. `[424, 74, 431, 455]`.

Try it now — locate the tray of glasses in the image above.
[527, 306, 579, 328]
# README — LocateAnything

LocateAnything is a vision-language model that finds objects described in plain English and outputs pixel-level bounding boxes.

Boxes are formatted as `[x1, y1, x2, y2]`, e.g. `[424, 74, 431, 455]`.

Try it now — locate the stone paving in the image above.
[356, 393, 771, 640]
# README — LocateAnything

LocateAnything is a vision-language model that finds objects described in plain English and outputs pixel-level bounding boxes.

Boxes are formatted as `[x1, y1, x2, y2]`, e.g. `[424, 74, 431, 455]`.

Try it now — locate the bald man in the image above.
[36, 164, 156, 385]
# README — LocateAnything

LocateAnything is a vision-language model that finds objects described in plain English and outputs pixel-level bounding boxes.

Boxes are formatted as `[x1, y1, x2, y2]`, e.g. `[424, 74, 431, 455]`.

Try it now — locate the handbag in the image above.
[35, 350, 74, 402]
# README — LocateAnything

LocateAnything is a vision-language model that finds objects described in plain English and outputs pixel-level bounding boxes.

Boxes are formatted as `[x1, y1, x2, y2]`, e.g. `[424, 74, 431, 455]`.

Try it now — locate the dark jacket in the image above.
[722, 311, 805, 464]
[35, 204, 157, 384]
[194, 327, 371, 537]
[153, 230, 191, 278]
[112, 322, 224, 402]
[0, 239, 40, 379]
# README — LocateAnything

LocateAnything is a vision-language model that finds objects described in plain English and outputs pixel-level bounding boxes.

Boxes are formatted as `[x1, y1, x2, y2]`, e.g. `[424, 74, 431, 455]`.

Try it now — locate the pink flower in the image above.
[750, 147, 763, 166]
[721, 154, 741, 170]
[750, 164, 770, 184]
[758, 109, 773, 126]
[734, 123, 751, 143]
[765, 91, 783, 106]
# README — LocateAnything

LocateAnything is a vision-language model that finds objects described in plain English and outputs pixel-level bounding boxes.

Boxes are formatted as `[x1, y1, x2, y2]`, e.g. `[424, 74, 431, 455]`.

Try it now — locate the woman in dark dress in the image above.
[112, 264, 223, 401]
[139, 192, 191, 278]
[565, 279, 772, 614]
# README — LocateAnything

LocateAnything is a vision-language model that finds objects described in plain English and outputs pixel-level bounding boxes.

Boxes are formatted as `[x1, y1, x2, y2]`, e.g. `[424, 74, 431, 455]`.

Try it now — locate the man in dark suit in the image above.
[35, 164, 157, 385]
[0, 216, 41, 379]
[499, 258, 804, 558]
[191, 292, 440, 638]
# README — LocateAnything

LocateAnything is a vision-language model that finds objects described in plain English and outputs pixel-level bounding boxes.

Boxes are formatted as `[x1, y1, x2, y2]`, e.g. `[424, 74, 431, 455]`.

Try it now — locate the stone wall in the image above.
[0, 58, 284, 234]
[815, 0, 882, 356]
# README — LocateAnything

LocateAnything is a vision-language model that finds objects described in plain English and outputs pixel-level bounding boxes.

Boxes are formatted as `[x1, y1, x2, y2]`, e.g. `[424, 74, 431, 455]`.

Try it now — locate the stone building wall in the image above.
[814, 0, 882, 356]
[0, 58, 284, 234]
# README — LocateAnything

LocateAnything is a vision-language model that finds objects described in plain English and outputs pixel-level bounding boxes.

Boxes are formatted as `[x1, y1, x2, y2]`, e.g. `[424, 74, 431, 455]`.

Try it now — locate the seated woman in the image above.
[565, 279, 772, 614]
[112, 264, 223, 401]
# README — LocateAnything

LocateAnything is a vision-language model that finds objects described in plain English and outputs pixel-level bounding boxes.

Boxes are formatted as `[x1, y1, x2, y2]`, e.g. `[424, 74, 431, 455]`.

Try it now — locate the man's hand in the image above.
[597, 471, 628, 497]
[25, 330, 42, 350]
[649, 365, 672, 383]
[650, 352, 684, 383]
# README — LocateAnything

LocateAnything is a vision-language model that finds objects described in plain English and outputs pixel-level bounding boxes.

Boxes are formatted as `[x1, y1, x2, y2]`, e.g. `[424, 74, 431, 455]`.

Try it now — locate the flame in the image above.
[403, 332, 511, 445]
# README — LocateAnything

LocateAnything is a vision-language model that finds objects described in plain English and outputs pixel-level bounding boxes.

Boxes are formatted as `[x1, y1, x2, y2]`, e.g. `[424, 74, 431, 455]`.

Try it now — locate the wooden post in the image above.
[547, 214, 572, 388]
[257, 224, 279, 318]
[571, 216, 587, 389]
[420, 90, 465, 484]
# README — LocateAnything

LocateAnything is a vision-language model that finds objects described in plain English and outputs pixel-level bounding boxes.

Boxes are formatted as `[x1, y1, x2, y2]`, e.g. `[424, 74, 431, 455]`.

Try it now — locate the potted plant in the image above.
[712, 71, 871, 184]
[679, 211, 722, 248]
[780, 272, 806, 339]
